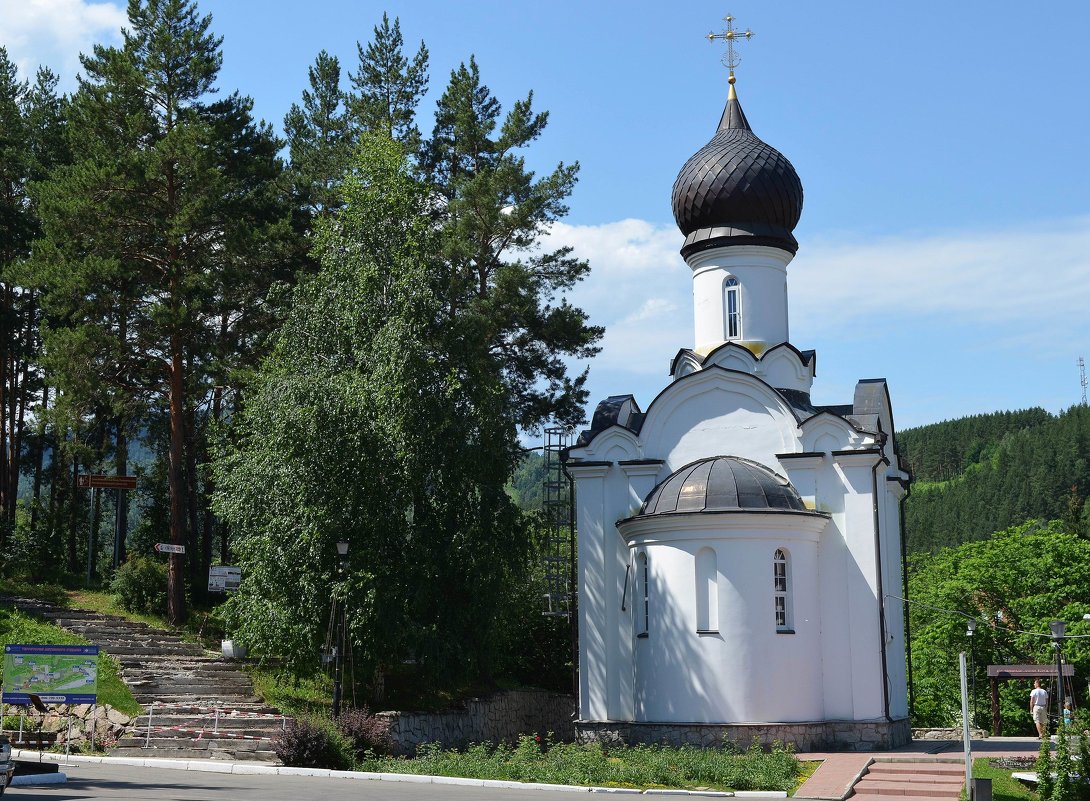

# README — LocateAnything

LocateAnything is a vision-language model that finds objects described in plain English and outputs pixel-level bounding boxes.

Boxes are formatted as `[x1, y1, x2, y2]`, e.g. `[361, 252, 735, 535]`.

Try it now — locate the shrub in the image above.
[272, 718, 349, 769]
[110, 556, 167, 615]
[335, 706, 392, 757]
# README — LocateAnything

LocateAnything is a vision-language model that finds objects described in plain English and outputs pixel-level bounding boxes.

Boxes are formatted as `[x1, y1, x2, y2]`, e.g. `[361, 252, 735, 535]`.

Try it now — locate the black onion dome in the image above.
[671, 84, 803, 258]
[639, 456, 806, 515]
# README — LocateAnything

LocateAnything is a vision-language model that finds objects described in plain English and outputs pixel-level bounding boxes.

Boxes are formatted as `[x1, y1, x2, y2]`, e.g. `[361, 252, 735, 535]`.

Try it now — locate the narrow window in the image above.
[696, 547, 718, 633]
[637, 552, 649, 638]
[774, 549, 793, 632]
[724, 277, 741, 339]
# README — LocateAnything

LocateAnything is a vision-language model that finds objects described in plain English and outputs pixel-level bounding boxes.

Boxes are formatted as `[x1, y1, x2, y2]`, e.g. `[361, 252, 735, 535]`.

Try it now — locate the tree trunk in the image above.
[115, 417, 128, 567]
[166, 345, 188, 626]
[184, 403, 203, 605]
[67, 452, 80, 574]
[30, 383, 47, 534]
[207, 383, 223, 564]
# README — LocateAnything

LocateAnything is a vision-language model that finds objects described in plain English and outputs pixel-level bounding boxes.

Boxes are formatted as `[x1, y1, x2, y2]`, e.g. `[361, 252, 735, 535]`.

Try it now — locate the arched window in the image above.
[637, 552, 650, 638]
[724, 277, 741, 339]
[774, 549, 793, 632]
[695, 547, 718, 633]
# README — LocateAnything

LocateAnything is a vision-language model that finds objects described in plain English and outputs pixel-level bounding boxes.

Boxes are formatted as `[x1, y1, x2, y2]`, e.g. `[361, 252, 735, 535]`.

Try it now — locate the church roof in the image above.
[638, 456, 807, 515]
[671, 83, 803, 258]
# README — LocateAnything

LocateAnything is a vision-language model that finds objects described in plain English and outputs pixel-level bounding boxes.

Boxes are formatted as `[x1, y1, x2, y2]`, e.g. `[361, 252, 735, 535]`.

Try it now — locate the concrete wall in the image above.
[377, 690, 575, 756]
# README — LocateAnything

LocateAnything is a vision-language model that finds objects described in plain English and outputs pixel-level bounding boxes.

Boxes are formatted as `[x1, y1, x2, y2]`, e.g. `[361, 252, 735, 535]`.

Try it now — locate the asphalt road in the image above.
[5, 762, 588, 801]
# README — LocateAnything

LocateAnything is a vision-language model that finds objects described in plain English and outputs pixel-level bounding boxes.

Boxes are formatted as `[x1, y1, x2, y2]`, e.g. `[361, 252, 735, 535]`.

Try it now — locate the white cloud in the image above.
[546, 215, 1090, 407]
[0, 0, 126, 90]
[791, 216, 1090, 346]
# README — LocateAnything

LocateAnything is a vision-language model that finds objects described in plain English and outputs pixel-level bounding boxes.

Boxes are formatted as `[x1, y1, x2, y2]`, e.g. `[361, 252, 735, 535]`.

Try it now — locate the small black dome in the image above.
[671, 85, 803, 257]
[639, 456, 806, 515]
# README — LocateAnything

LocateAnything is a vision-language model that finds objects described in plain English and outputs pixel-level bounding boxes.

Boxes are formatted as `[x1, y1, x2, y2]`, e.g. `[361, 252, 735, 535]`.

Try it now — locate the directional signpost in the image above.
[154, 543, 186, 554]
[78, 474, 139, 586]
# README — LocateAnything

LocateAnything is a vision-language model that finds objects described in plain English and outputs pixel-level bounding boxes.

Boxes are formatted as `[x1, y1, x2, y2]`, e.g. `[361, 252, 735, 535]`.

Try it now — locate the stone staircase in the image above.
[850, 758, 964, 800]
[2, 596, 286, 762]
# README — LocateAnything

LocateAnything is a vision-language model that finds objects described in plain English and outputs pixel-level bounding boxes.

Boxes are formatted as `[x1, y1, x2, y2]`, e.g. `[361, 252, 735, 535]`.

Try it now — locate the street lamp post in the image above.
[1050, 619, 1067, 732]
[966, 619, 977, 728]
[332, 539, 350, 719]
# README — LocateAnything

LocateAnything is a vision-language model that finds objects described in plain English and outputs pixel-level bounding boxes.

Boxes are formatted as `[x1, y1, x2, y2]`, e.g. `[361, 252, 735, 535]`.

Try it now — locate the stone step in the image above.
[112, 744, 278, 762]
[851, 778, 962, 797]
[867, 762, 965, 777]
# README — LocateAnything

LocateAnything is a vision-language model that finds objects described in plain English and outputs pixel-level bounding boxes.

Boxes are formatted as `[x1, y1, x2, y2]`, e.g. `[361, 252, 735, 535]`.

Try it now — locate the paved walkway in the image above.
[794, 736, 1042, 800]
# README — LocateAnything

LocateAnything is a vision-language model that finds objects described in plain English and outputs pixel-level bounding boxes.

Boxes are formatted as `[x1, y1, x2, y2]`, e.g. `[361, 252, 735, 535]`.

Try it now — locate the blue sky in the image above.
[3, 1, 1089, 430]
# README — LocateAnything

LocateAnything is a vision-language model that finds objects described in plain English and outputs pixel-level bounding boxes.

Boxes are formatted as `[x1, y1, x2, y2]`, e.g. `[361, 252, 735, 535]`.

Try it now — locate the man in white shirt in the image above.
[1030, 678, 1049, 737]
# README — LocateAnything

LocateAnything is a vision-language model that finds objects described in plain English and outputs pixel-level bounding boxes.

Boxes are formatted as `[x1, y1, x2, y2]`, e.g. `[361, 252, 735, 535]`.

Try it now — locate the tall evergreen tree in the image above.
[348, 13, 428, 152]
[284, 50, 352, 220]
[31, 0, 290, 622]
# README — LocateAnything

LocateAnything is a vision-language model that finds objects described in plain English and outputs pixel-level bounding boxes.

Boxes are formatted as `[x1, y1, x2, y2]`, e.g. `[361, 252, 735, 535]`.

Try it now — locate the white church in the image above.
[564, 55, 912, 751]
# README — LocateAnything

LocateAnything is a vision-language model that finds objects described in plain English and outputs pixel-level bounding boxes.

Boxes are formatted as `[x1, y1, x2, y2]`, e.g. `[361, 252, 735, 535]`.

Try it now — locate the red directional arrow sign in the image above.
[154, 543, 186, 554]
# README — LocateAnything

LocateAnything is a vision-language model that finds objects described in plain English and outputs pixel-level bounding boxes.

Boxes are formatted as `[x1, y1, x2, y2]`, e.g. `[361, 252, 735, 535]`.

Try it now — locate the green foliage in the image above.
[0, 604, 140, 715]
[109, 556, 167, 615]
[1054, 724, 1074, 801]
[970, 758, 1037, 801]
[908, 520, 1090, 731]
[1036, 734, 1055, 799]
[901, 406, 1090, 551]
[356, 737, 800, 792]
[0, 577, 70, 606]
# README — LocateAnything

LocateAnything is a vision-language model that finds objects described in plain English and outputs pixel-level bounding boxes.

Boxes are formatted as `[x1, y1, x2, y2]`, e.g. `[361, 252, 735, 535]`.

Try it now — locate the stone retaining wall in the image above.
[576, 717, 912, 752]
[376, 690, 575, 756]
[912, 726, 988, 740]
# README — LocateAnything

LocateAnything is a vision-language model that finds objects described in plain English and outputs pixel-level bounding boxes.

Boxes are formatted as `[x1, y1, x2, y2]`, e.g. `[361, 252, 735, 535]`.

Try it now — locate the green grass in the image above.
[0, 605, 141, 716]
[247, 666, 335, 718]
[355, 737, 803, 793]
[964, 758, 1037, 801]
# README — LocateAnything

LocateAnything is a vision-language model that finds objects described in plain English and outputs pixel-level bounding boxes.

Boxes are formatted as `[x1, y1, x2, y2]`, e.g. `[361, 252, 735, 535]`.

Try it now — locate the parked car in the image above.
[0, 734, 13, 794]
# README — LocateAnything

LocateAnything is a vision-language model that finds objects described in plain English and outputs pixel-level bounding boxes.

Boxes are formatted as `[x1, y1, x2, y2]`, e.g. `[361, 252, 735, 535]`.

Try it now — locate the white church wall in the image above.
[622, 515, 826, 724]
[570, 463, 611, 720]
[688, 245, 793, 354]
[639, 371, 797, 472]
[881, 477, 910, 719]
[829, 452, 887, 721]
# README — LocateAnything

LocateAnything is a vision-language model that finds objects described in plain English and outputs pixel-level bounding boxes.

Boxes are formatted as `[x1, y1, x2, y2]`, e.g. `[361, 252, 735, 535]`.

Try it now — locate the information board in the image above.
[1, 644, 100, 705]
[208, 565, 242, 593]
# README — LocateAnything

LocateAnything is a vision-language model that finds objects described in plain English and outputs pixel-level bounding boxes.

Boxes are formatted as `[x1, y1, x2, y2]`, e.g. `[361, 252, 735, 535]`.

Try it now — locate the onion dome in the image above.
[639, 456, 806, 516]
[671, 83, 803, 258]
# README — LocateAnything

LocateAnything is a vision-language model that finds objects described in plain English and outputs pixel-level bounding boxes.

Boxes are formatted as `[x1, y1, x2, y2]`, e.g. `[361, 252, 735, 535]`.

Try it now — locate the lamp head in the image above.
[1050, 619, 1067, 639]
[966, 618, 977, 636]
[336, 540, 349, 557]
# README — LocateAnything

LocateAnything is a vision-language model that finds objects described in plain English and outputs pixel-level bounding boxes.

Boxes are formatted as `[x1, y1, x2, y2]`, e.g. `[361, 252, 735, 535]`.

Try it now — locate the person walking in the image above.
[1030, 678, 1049, 737]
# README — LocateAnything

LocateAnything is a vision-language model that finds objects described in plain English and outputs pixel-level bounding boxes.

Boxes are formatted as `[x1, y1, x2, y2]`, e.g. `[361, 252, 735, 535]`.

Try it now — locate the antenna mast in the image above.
[1079, 356, 1087, 406]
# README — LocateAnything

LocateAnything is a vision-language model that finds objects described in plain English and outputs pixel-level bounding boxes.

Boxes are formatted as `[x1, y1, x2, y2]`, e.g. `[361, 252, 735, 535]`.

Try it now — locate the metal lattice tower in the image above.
[542, 427, 575, 617]
[1080, 356, 1088, 406]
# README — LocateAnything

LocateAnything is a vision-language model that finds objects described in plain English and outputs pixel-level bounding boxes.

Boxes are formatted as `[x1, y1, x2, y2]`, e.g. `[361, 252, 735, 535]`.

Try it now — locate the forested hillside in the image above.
[900, 405, 1090, 552]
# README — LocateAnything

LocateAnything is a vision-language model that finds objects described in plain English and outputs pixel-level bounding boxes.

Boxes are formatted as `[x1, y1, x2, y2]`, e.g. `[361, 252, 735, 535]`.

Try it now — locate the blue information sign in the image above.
[1, 644, 100, 705]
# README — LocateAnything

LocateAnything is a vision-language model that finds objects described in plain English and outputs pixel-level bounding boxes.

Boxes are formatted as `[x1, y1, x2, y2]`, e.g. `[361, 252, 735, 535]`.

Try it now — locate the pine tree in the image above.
[31, 0, 290, 621]
[348, 13, 428, 152]
[284, 50, 352, 220]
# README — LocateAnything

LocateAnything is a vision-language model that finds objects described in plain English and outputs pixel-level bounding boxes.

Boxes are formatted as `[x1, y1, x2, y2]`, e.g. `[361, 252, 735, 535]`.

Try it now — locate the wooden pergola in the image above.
[986, 663, 1075, 735]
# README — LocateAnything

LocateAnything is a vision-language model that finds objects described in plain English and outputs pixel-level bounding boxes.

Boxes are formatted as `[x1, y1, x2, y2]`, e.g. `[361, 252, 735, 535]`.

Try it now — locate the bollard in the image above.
[214, 704, 219, 734]
[89, 704, 95, 751]
[145, 703, 154, 748]
[17, 709, 23, 743]
[282, 714, 286, 731]
[66, 717, 73, 760]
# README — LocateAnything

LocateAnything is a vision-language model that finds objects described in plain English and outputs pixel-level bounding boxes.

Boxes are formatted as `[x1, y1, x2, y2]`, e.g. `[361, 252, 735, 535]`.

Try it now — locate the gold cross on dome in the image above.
[707, 14, 754, 84]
